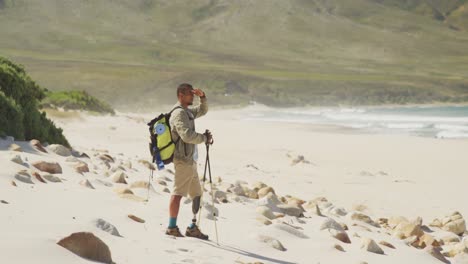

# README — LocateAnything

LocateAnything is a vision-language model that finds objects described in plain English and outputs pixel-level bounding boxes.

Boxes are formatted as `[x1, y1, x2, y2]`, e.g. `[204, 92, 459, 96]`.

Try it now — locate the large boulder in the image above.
[48, 144, 72, 156]
[57, 232, 113, 263]
[30, 139, 47, 153]
[32, 161, 62, 174]
[442, 212, 466, 236]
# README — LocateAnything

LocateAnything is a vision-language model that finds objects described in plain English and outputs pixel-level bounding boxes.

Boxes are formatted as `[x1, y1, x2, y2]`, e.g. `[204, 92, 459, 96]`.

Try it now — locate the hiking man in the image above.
[166, 83, 213, 239]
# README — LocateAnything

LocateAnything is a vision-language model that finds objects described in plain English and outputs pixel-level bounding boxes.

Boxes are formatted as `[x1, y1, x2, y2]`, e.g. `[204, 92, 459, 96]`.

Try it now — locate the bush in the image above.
[41, 90, 115, 114]
[0, 56, 70, 147]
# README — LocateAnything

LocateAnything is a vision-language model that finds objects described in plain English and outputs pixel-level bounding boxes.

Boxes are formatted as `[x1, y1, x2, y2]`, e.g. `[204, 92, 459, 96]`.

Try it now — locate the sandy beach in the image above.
[1, 107, 468, 264]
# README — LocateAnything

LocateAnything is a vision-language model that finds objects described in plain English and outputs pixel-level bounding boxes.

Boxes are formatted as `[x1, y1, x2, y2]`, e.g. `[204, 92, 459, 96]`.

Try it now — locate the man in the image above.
[166, 83, 213, 239]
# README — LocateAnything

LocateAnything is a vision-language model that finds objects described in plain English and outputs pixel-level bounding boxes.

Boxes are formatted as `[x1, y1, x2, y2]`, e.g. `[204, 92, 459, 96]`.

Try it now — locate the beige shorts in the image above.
[172, 160, 202, 198]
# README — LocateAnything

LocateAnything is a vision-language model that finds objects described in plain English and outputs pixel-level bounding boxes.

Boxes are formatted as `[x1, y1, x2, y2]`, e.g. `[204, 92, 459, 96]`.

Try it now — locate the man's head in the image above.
[177, 83, 194, 106]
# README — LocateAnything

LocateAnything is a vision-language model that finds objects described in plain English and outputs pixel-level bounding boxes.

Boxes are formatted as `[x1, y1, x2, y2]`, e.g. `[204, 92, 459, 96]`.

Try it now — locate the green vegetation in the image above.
[0, 56, 70, 146]
[1, 0, 468, 109]
[41, 90, 115, 114]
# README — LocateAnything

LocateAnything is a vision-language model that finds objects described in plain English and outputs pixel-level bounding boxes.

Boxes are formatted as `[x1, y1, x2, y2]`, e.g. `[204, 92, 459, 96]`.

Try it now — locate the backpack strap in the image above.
[168, 106, 183, 145]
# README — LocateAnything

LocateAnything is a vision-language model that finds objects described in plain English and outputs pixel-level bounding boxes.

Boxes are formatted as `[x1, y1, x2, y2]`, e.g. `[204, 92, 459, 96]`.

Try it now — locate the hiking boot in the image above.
[185, 225, 209, 240]
[166, 226, 184, 237]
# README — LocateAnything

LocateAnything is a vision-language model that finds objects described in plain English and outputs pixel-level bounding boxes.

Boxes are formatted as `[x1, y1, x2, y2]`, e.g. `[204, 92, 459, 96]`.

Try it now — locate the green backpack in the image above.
[147, 106, 182, 170]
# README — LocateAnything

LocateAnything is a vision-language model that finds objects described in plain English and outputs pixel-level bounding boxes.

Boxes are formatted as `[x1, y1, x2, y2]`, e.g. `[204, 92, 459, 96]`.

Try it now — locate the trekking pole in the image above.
[206, 143, 219, 245]
[197, 142, 210, 227]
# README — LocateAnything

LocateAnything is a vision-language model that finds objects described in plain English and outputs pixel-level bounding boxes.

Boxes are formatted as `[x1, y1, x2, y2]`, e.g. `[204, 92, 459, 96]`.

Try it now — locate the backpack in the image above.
[147, 106, 182, 170]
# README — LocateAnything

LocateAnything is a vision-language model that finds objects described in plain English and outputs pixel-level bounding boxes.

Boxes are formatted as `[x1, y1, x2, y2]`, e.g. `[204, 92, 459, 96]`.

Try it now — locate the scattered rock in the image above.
[379, 241, 396, 249]
[162, 187, 170, 193]
[213, 190, 228, 203]
[11, 180, 17, 187]
[110, 171, 127, 184]
[329, 207, 348, 217]
[313, 204, 323, 216]
[57, 232, 113, 264]
[274, 223, 309, 239]
[252, 182, 268, 192]
[14, 171, 34, 184]
[9, 143, 22, 152]
[277, 204, 304, 217]
[349, 212, 380, 227]
[257, 186, 275, 198]
[32, 172, 46, 183]
[74, 163, 90, 174]
[43, 174, 62, 183]
[413, 233, 440, 249]
[10, 155, 23, 165]
[138, 159, 155, 170]
[94, 179, 113, 187]
[48, 144, 72, 156]
[442, 212, 466, 236]
[243, 187, 259, 199]
[257, 235, 286, 251]
[114, 188, 133, 195]
[393, 218, 424, 239]
[156, 179, 167, 186]
[100, 154, 115, 163]
[426, 246, 450, 264]
[1, 200, 8, 204]
[320, 217, 350, 243]
[30, 139, 47, 153]
[256, 217, 272, 226]
[361, 238, 385, 255]
[129, 181, 150, 189]
[442, 242, 468, 258]
[94, 219, 122, 237]
[334, 244, 345, 252]
[430, 218, 443, 228]
[80, 179, 95, 189]
[257, 206, 276, 220]
[32, 161, 62, 174]
[128, 214, 145, 223]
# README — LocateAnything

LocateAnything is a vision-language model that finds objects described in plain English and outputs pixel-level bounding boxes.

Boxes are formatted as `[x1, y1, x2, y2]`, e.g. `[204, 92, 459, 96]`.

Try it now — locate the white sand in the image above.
[1, 107, 468, 264]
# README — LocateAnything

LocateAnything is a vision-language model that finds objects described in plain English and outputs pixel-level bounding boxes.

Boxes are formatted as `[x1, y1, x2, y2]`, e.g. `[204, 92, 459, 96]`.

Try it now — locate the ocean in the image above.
[243, 105, 468, 139]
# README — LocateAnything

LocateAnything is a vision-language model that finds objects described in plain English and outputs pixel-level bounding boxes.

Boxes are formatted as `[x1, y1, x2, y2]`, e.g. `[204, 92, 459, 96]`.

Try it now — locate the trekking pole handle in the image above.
[204, 129, 214, 146]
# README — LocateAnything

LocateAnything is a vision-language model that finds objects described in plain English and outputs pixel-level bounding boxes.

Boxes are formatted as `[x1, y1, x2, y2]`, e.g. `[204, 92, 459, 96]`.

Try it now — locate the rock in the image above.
[32, 172, 46, 183]
[9, 143, 22, 152]
[57, 232, 113, 264]
[379, 241, 396, 249]
[277, 204, 304, 217]
[228, 184, 246, 196]
[256, 206, 276, 220]
[80, 179, 95, 189]
[426, 246, 450, 264]
[32, 161, 62, 174]
[313, 204, 323, 216]
[256, 217, 272, 226]
[252, 182, 267, 192]
[213, 190, 228, 203]
[123, 160, 132, 169]
[361, 238, 385, 255]
[43, 174, 62, 183]
[291, 155, 305, 165]
[100, 154, 115, 163]
[437, 232, 462, 245]
[274, 223, 309, 239]
[10, 155, 23, 165]
[94, 179, 113, 187]
[129, 181, 150, 189]
[243, 187, 259, 199]
[329, 207, 348, 217]
[442, 212, 466, 236]
[1, 200, 9, 204]
[138, 159, 155, 170]
[74, 163, 90, 174]
[334, 244, 345, 252]
[413, 233, 440, 249]
[110, 171, 127, 184]
[11, 180, 17, 187]
[443, 242, 468, 258]
[340, 222, 349, 231]
[304, 197, 328, 210]
[30, 139, 47, 153]
[94, 219, 122, 237]
[128, 214, 145, 223]
[48, 144, 72, 156]
[349, 212, 380, 227]
[320, 217, 351, 243]
[162, 187, 170, 193]
[156, 179, 167, 186]
[387, 216, 409, 229]
[352, 204, 368, 212]
[394, 218, 424, 239]
[14, 171, 34, 184]
[430, 218, 443, 228]
[257, 235, 286, 251]
[114, 188, 133, 195]
[257, 186, 275, 198]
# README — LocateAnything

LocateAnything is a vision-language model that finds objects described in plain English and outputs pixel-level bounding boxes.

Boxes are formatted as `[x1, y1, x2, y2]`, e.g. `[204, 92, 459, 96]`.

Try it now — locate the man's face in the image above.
[179, 89, 194, 105]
